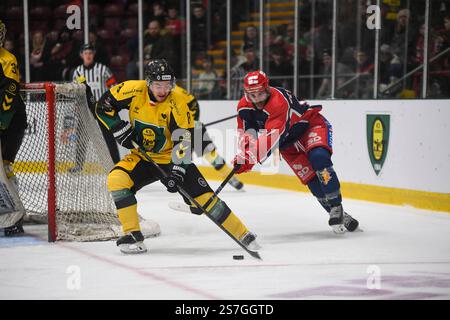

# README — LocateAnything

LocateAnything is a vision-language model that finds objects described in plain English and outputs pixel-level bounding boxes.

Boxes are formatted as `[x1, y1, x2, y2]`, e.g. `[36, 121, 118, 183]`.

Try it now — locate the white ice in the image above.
[1, 182, 449, 300]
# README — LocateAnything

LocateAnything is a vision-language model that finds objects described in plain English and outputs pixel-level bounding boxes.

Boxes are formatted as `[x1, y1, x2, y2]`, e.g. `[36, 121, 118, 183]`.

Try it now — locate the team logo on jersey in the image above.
[142, 128, 156, 150]
[367, 114, 390, 175]
[135, 121, 166, 153]
[198, 178, 208, 188]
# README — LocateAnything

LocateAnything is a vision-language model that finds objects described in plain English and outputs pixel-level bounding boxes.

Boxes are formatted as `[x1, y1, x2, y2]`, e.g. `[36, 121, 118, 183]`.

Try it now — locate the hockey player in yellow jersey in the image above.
[96, 59, 259, 254]
[0, 20, 27, 236]
[171, 84, 244, 191]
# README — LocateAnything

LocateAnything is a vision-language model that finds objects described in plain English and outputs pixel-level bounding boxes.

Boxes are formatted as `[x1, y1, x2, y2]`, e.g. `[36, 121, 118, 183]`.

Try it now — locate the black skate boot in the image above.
[329, 205, 346, 234]
[240, 231, 261, 251]
[343, 212, 359, 232]
[116, 231, 147, 254]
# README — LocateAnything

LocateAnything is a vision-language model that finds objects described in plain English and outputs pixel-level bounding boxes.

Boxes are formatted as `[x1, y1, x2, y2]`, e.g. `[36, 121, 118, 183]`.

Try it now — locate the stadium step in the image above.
[206, 49, 224, 58]
[265, 1, 295, 10]
[238, 19, 292, 30]
[250, 10, 295, 19]
[216, 40, 244, 48]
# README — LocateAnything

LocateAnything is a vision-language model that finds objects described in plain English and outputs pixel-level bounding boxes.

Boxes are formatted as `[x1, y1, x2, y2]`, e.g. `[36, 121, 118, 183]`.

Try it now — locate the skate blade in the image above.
[247, 241, 262, 251]
[119, 242, 147, 254]
[168, 201, 190, 213]
[331, 224, 346, 234]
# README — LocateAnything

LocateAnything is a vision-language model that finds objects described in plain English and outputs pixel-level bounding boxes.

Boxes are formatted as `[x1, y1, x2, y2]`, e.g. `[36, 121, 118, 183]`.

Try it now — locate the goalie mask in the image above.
[243, 71, 270, 105]
[0, 20, 6, 48]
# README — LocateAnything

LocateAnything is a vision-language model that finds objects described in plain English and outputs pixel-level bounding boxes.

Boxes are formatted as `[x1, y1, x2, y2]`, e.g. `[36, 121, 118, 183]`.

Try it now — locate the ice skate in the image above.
[343, 212, 360, 232]
[329, 205, 346, 234]
[240, 231, 261, 251]
[116, 231, 147, 254]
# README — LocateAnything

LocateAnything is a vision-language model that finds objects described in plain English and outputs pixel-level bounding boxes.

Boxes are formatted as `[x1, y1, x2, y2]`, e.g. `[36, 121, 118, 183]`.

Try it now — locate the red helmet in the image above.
[243, 71, 269, 94]
[243, 71, 270, 104]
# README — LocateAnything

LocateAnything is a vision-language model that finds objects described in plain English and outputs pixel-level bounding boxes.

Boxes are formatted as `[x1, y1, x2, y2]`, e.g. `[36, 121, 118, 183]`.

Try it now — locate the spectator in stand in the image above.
[125, 19, 178, 79]
[334, 46, 359, 98]
[378, 44, 402, 97]
[443, 15, 450, 47]
[151, 1, 167, 29]
[354, 48, 374, 98]
[303, 20, 332, 64]
[47, 28, 78, 80]
[297, 44, 320, 99]
[267, 46, 292, 89]
[165, 6, 184, 37]
[382, 9, 415, 66]
[88, 31, 108, 65]
[230, 45, 260, 99]
[412, 22, 443, 72]
[30, 31, 50, 81]
[143, 19, 176, 71]
[191, 4, 208, 53]
[212, 8, 226, 43]
[283, 22, 310, 65]
[316, 49, 332, 98]
[263, 28, 284, 56]
[193, 56, 221, 99]
[283, 23, 296, 61]
[435, 15, 450, 96]
[241, 25, 259, 55]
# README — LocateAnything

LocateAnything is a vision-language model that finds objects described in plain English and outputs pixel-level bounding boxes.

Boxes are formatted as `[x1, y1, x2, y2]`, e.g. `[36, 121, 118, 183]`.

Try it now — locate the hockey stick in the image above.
[203, 103, 322, 128]
[169, 165, 239, 214]
[131, 141, 261, 260]
[204, 114, 237, 127]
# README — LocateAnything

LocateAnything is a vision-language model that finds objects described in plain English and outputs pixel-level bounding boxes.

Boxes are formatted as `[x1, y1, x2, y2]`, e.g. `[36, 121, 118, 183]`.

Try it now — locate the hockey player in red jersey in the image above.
[232, 70, 359, 233]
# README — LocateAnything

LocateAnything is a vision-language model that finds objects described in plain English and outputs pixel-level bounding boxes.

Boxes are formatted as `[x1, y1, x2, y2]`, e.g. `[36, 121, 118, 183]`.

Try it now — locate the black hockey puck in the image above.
[233, 255, 244, 260]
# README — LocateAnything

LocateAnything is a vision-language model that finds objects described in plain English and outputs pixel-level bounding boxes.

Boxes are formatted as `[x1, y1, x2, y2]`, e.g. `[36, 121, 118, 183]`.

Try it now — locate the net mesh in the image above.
[15, 83, 160, 241]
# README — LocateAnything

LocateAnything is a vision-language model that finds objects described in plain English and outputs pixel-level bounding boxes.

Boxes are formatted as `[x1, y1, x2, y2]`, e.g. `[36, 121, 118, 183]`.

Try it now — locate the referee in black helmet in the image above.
[70, 44, 120, 172]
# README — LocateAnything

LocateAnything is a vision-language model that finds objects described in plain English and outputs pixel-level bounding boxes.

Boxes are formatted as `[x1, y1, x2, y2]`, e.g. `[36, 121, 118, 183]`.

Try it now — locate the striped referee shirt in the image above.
[72, 62, 116, 101]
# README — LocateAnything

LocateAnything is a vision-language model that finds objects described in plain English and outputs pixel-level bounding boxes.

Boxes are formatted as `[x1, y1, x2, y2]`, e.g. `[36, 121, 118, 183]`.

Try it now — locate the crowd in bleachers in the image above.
[1, 0, 449, 99]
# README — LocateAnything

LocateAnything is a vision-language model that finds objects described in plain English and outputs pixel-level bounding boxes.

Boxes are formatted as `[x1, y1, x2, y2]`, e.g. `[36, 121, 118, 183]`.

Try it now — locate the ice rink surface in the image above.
[1, 182, 449, 300]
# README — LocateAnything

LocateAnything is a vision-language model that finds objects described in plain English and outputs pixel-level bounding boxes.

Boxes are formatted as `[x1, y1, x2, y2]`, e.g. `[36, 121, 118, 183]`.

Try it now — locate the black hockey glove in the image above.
[161, 165, 186, 193]
[111, 121, 137, 149]
[279, 121, 309, 150]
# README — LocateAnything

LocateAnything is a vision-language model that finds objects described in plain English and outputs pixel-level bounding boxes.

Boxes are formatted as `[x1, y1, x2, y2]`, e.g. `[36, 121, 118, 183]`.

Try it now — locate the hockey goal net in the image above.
[14, 82, 160, 241]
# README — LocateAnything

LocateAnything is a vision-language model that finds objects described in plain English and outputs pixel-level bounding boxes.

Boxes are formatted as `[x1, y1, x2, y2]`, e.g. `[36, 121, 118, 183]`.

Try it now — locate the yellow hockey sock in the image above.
[194, 192, 248, 240]
[117, 204, 141, 234]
